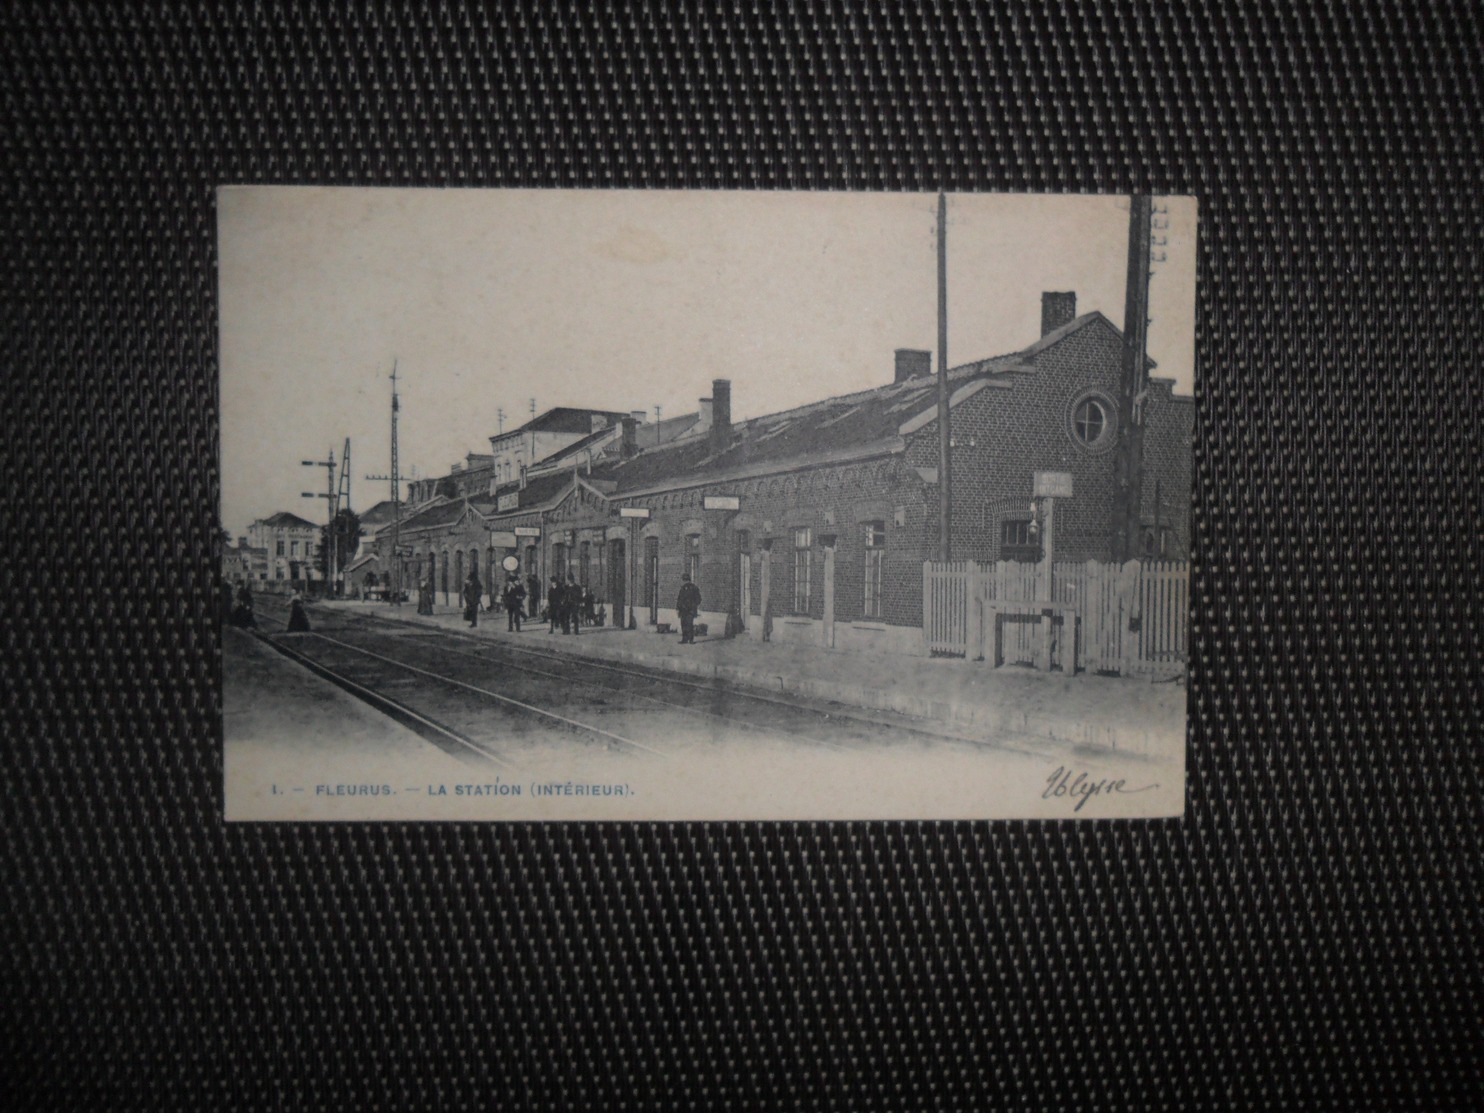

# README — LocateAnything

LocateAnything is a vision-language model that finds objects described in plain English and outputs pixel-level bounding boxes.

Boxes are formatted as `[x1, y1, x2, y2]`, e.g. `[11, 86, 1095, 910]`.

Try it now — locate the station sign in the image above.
[1033, 471, 1074, 499]
[702, 495, 741, 511]
[513, 526, 542, 538]
[496, 492, 519, 512]
[619, 507, 651, 519]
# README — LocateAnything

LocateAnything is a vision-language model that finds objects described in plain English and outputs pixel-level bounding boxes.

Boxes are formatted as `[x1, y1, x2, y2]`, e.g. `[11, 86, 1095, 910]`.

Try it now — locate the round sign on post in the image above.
[501, 555, 520, 573]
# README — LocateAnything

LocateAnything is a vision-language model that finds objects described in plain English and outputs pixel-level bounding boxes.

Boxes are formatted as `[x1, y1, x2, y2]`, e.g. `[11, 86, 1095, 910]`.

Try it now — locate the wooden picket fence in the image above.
[923, 558, 1188, 678]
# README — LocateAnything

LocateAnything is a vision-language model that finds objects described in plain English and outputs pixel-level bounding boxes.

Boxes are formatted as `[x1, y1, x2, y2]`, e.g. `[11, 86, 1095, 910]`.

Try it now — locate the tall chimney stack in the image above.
[1041, 291, 1077, 336]
[894, 348, 932, 384]
[710, 379, 732, 454]
[620, 414, 638, 458]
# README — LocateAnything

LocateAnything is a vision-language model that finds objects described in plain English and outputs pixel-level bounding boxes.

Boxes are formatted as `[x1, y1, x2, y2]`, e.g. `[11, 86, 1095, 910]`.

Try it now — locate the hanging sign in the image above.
[619, 507, 651, 519]
[702, 495, 741, 511]
[513, 526, 542, 538]
[489, 530, 518, 548]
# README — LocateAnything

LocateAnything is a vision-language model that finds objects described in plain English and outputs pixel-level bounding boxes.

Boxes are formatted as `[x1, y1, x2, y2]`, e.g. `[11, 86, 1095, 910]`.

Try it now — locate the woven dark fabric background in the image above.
[3, 2, 1481, 1108]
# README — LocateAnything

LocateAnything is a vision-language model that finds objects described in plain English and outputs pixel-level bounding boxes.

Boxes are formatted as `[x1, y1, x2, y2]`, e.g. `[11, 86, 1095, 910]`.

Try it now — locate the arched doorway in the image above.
[440, 551, 449, 605]
[454, 551, 464, 602]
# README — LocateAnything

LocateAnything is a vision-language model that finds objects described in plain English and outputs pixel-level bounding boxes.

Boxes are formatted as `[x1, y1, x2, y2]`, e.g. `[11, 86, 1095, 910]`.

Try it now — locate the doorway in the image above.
[607, 539, 626, 626]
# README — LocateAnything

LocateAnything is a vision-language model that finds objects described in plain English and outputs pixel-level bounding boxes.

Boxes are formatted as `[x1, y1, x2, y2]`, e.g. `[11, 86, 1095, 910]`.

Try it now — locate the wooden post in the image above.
[759, 543, 772, 642]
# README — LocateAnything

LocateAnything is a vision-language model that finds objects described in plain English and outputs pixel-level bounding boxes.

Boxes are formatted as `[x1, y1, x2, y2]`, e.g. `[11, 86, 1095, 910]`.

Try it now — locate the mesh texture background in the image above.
[3, 1, 1481, 1108]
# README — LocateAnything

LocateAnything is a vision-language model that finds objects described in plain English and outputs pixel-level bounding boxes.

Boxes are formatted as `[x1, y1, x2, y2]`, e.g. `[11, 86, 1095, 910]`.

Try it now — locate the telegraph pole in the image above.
[936, 189, 952, 562]
[1114, 195, 1154, 561]
[365, 361, 403, 605]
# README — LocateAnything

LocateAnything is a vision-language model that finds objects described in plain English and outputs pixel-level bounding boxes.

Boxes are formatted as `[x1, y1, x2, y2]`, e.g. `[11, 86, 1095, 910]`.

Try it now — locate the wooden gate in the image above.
[923, 558, 1188, 676]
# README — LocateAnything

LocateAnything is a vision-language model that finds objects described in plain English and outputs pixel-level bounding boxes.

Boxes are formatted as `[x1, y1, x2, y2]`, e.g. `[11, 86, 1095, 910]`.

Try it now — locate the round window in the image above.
[1067, 391, 1117, 453]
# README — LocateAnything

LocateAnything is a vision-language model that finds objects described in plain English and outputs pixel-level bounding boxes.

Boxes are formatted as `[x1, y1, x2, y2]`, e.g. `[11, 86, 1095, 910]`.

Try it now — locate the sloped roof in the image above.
[256, 511, 319, 530]
[357, 499, 400, 527]
[509, 407, 629, 436]
[394, 497, 465, 533]
[533, 424, 616, 466]
[598, 312, 1120, 496]
[485, 469, 575, 515]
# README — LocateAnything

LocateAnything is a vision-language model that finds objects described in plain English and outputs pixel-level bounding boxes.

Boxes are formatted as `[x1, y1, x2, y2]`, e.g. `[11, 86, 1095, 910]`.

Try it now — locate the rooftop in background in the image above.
[253, 511, 320, 530]
[593, 311, 1145, 495]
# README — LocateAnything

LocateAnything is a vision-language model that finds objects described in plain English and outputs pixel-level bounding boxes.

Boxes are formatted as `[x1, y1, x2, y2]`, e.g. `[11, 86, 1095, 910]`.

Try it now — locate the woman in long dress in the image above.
[286, 590, 311, 633]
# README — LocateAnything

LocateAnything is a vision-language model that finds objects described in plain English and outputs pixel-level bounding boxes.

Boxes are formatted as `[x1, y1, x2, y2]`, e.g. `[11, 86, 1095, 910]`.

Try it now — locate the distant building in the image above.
[247, 511, 321, 584]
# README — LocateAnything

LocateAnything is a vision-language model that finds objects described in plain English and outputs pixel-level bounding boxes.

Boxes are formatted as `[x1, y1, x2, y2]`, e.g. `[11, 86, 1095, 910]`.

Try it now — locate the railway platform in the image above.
[313, 598, 1185, 760]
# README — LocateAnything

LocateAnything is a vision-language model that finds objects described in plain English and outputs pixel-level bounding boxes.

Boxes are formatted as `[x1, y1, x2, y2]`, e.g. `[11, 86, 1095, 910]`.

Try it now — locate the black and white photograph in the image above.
[220, 187, 1196, 820]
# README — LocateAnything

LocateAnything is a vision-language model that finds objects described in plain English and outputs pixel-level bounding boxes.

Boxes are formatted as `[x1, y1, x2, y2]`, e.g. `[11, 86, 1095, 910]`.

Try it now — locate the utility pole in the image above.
[936, 189, 952, 563]
[1114, 195, 1154, 562]
[365, 360, 403, 605]
[300, 446, 339, 596]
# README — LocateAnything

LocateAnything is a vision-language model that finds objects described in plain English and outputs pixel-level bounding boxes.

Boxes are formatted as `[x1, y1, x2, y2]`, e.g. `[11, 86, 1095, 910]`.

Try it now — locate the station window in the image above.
[792, 527, 812, 614]
[1000, 517, 1040, 562]
[863, 520, 886, 618]
[276, 540, 285, 557]
[684, 534, 701, 583]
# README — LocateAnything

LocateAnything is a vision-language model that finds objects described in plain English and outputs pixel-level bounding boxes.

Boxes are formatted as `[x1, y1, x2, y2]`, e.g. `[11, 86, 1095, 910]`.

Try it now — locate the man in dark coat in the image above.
[565, 574, 582, 635]
[463, 570, 482, 628]
[676, 576, 702, 644]
[418, 571, 434, 615]
[502, 575, 526, 632]
[548, 576, 564, 633]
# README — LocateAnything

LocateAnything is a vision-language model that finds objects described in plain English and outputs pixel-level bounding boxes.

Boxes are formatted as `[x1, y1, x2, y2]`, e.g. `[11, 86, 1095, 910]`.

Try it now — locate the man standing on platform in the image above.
[547, 575, 563, 634]
[676, 575, 702, 645]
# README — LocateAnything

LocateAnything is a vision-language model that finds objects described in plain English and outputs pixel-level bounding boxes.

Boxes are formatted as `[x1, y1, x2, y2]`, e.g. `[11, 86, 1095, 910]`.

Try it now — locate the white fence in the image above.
[923, 559, 1188, 677]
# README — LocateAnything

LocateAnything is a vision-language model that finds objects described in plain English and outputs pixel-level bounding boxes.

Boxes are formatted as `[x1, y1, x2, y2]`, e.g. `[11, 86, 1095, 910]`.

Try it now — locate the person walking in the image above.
[548, 576, 564, 634]
[676, 575, 702, 644]
[418, 571, 433, 615]
[286, 589, 312, 633]
[502, 574, 526, 632]
[463, 569, 482, 628]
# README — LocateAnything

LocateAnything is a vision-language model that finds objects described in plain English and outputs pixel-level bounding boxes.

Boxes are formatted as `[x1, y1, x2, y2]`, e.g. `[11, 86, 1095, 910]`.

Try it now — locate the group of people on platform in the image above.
[220, 568, 704, 646]
[412, 566, 605, 636]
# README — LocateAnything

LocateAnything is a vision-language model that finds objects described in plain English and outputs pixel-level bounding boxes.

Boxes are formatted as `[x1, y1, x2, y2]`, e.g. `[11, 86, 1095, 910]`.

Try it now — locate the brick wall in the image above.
[621, 455, 929, 629]
[904, 317, 1158, 566]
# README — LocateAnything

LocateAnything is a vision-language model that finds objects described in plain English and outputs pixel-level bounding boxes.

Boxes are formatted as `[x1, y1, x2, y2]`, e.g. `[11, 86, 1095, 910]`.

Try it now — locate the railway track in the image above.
[248, 597, 1037, 760]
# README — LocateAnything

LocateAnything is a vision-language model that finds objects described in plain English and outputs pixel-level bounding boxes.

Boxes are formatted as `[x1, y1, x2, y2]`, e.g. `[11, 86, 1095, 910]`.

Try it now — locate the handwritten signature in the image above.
[1042, 765, 1159, 812]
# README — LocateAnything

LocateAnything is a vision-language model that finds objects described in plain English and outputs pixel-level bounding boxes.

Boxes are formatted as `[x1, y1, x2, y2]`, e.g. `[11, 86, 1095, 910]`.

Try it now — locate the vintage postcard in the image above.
[219, 187, 1196, 821]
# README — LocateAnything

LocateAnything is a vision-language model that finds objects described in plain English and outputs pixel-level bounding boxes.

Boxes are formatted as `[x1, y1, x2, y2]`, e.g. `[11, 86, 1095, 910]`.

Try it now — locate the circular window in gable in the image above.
[1067, 390, 1117, 453]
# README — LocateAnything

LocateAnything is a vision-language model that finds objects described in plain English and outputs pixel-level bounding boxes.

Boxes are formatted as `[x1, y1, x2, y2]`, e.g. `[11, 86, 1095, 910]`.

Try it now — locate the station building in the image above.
[373, 293, 1193, 653]
[528, 294, 1192, 654]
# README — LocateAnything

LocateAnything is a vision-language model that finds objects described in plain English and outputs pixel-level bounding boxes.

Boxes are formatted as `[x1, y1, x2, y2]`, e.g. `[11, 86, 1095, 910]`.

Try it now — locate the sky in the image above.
[219, 188, 1197, 538]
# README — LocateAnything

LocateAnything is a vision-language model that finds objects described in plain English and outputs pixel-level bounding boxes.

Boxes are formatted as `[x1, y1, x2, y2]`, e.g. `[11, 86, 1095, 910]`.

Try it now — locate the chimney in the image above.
[894, 348, 932, 384]
[710, 379, 732, 453]
[621, 414, 639, 458]
[1041, 291, 1077, 336]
